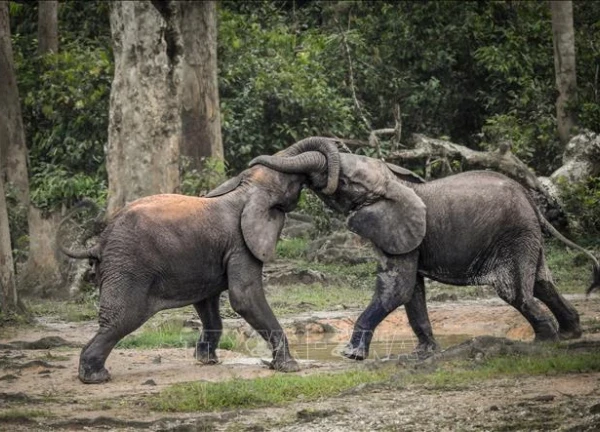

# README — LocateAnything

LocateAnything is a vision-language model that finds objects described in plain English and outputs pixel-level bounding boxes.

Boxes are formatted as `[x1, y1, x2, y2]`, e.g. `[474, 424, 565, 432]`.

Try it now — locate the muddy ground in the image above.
[1, 295, 600, 431]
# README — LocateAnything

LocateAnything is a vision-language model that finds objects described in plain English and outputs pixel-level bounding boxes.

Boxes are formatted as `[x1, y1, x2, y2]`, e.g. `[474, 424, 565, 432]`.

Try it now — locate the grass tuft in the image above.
[150, 349, 600, 412]
[0, 409, 53, 422]
[116, 320, 241, 351]
[150, 367, 393, 412]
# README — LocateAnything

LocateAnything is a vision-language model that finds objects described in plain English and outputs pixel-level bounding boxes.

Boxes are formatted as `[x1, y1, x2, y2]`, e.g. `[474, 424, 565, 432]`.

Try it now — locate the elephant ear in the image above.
[347, 181, 426, 255]
[241, 190, 285, 262]
[204, 175, 243, 198]
[385, 163, 425, 184]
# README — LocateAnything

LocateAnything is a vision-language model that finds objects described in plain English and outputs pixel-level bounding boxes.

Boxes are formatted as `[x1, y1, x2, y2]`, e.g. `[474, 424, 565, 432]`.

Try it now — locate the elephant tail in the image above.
[56, 199, 104, 261]
[540, 217, 600, 296]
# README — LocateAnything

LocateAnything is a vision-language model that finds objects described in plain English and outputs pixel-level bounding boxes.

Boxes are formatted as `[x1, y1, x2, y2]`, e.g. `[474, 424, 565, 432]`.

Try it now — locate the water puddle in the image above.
[287, 333, 471, 361]
[232, 332, 472, 362]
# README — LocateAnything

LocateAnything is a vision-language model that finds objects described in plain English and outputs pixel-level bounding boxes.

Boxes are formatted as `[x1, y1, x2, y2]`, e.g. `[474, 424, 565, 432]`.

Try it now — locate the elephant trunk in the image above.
[250, 137, 340, 194]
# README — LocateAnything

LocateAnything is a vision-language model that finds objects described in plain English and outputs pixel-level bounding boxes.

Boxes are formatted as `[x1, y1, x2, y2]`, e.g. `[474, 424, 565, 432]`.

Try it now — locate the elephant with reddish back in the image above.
[59, 150, 340, 383]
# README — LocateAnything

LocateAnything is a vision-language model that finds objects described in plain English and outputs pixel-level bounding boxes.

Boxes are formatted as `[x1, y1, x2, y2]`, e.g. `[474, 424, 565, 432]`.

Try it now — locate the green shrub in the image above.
[557, 176, 600, 238]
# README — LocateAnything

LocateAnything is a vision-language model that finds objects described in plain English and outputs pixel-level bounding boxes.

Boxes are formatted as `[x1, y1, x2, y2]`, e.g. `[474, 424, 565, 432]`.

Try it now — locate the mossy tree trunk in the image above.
[106, 1, 181, 216]
[551, 1, 577, 145]
[37, 0, 58, 54]
[179, 1, 223, 170]
[0, 0, 30, 208]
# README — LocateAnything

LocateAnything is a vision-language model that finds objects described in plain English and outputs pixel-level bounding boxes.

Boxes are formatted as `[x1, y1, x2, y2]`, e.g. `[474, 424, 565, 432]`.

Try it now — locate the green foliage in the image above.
[11, 1, 112, 211]
[180, 157, 228, 196]
[296, 189, 336, 236]
[556, 177, 600, 237]
[276, 237, 309, 260]
[218, 2, 361, 171]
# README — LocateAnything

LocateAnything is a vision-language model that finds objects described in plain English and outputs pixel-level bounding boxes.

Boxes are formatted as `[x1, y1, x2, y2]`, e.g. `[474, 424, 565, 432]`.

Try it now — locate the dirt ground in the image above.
[1, 295, 600, 431]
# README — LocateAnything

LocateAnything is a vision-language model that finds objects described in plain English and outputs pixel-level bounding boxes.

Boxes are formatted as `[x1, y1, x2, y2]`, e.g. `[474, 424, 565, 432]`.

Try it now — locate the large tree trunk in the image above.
[0, 172, 18, 314]
[37, 0, 59, 54]
[106, 1, 181, 216]
[179, 1, 223, 169]
[551, 1, 577, 145]
[0, 1, 30, 208]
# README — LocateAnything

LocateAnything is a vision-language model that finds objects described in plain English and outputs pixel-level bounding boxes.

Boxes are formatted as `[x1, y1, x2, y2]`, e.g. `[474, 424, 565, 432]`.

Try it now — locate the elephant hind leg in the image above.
[79, 280, 152, 383]
[493, 263, 559, 342]
[193, 294, 223, 364]
[534, 255, 581, 339]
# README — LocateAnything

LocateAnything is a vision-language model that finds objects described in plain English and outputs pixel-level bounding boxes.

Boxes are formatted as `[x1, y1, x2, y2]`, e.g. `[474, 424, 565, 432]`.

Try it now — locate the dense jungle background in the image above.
[1, 1, 600, 431]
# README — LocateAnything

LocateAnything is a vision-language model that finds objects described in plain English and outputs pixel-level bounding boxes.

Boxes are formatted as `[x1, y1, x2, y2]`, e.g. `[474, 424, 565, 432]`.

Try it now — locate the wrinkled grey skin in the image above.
[58, 164, 329, 384]
[251, 137, 600, 361]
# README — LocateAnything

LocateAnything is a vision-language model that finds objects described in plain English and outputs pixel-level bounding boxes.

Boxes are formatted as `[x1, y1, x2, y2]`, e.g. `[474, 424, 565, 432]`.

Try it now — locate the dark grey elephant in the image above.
[250, 137, 600, 360]
[58, 153, 339, 384]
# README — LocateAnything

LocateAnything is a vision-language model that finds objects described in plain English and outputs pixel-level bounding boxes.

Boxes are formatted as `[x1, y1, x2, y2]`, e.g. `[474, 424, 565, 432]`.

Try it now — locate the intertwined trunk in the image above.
[551, 1, 577, 145]
[106, 1, 181, 216]
[38, 0, 59, 54]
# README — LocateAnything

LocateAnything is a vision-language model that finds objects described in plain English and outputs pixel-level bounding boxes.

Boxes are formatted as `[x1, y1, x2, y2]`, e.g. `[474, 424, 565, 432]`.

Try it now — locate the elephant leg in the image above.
[227, 254, 299, 372]
[193, 295, 223, 364]
[344, 251, 418, 361]
[404, 275, 439, 356]
[534, 280, 581, 340]
[494, 262, 559, 342]
[79, 278, 152, 383]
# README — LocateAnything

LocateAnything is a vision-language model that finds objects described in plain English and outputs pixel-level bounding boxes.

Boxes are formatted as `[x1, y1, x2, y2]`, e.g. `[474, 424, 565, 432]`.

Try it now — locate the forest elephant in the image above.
[57, 149, 340, 384]
[250, 136, 600, 360]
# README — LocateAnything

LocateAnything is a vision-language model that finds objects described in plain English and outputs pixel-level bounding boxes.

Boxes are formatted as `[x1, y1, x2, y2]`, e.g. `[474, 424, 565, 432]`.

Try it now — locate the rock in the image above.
[532, 395, 555, 402]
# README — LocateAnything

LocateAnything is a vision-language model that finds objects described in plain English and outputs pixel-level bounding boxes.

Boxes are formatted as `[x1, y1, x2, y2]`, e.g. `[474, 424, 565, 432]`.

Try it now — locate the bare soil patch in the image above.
[1, 295, 600, 431]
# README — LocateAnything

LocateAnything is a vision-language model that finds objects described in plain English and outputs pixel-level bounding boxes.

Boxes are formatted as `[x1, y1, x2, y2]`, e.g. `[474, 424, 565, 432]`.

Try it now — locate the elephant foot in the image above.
[79, 364, 110, 384]
[533, 330, 560, 343]
[559, 326, 583, 340]
[195, 351, 220, 365]
[342, 343, 368, 361]
[263, 358, 300, 372]
[195, 341, 220, 364]
[412, 340, 439, 359]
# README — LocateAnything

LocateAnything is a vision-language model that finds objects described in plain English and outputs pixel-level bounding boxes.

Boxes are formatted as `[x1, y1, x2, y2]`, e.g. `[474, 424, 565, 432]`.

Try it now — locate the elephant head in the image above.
[249, 137, 427, 255]
[206, 140, 340, 262]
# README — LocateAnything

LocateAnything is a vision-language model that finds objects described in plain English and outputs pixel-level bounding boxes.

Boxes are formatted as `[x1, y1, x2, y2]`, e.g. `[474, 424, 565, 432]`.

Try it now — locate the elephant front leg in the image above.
[404, 276, 439, 357]
[344, 251, 419, 361]
[193, 295, 223, 364]
[227, 255, 299, 372]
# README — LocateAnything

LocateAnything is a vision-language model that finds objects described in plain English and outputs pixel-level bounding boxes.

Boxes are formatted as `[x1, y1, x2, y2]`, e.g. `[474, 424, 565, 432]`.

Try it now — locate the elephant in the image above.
[250, 136, 600, 360]
[57, 150, 340, 384]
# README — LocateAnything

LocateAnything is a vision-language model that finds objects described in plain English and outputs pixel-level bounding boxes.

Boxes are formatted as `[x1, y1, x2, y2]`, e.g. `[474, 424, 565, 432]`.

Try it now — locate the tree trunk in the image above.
[37, 0, 59, 54]
[0, 0, 30, 208]
[179, 1, 223, 169]
[0, 173, 18, 314]
[551, 1, 577, 145]
[21, 207, 64, 296]
[106, 1, 181, 216]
